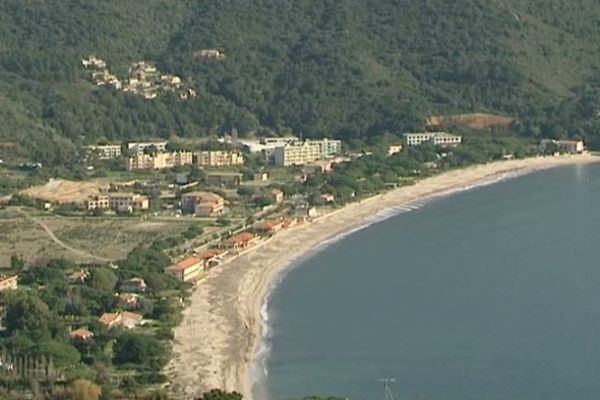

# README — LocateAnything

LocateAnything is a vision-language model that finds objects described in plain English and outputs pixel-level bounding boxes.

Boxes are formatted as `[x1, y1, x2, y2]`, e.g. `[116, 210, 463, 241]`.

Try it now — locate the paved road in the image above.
[15, 208, 112, 263]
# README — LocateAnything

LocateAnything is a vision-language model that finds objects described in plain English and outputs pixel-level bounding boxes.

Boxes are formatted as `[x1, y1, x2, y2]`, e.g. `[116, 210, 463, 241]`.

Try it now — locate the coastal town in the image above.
[5, 2, 600, 399]
[0, 125, 591, 399]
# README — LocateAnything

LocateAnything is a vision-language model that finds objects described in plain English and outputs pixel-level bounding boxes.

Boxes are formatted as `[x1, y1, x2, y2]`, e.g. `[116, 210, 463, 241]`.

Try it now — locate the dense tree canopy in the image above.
[2, 0, 600, 165]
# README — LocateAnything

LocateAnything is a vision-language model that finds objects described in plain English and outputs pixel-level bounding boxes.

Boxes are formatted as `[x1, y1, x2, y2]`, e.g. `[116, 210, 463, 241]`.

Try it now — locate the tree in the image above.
[152, 298, 181, 325]
[70, 379, 102, 400]
[37, 340, 80, 367]
[113, 333, 166, 368]
[87, 268, 118, 292]
[196, 389, 243, 400]
[10, 254, 25, 270]
[4, 291, 55, 339]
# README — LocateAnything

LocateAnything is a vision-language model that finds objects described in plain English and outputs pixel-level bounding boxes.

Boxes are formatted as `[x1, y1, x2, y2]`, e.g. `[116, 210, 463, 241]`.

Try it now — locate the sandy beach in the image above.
[165, 155, 598, 400]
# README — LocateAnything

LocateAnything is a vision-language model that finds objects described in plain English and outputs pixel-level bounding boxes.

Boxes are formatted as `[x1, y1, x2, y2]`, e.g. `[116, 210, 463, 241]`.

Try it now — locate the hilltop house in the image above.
[388, 144, 403, 155]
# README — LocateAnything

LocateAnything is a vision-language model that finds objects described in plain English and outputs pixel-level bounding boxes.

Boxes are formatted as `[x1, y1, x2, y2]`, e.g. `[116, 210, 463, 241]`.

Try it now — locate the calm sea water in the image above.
[262, 163, 600, 400]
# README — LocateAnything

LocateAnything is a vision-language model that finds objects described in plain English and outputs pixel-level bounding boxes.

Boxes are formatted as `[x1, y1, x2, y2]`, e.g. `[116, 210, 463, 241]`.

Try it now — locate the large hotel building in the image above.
[403, 132, 462, 147]
[126, 151, 193, 171]
[196, 150, 244, 167]
[273, 139, 342, 166]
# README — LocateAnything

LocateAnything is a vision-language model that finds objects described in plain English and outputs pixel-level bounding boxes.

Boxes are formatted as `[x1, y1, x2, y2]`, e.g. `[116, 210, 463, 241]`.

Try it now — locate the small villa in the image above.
[98, 311, 144, 329]
[70, 328, 94, 342]
[222, 232, 257, 250]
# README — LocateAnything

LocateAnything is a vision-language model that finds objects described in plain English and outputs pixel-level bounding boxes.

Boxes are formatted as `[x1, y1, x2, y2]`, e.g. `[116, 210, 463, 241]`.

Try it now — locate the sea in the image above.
[257, 163, 600, 400]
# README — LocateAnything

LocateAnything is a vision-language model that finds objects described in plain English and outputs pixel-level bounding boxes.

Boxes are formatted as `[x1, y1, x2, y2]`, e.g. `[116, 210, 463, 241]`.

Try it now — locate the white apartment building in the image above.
[108, 193, 149, 213]
[85, 144, 122, 160]
[403, 132, 462, 146]
[274, 142, 322, 166]
[196, 150, 244, 167]
[85, 193, 149, 213]
[127, 141, 168, 155]
[273, 138, 342, 166]
[126, 151, 193, 170]
[309, 138, 342, 157]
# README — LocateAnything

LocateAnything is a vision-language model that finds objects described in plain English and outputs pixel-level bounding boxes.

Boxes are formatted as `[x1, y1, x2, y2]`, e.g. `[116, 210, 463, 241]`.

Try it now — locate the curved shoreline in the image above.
[166, 155, 598, 400]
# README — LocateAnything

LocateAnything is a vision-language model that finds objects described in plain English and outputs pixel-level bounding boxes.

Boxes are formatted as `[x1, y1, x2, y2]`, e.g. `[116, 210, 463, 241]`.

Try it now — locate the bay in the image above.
[264, 164, 600, 400]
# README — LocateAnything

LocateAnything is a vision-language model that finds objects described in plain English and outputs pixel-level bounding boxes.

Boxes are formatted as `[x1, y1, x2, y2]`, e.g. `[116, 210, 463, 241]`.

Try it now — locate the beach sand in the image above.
[165, 155, 598, 400]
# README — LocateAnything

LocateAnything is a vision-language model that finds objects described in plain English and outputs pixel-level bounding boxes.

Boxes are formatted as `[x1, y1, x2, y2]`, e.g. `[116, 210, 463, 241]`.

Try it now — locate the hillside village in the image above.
[82, 55, 197, 100]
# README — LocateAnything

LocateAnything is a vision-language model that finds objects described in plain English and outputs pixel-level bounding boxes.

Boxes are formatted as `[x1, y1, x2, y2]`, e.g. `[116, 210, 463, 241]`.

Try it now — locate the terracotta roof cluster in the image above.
[98, 311, 144, 328]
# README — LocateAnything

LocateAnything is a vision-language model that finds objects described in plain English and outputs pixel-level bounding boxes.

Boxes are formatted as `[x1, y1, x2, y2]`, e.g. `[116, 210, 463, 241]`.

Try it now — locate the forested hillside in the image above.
[3, 0, 600, 165]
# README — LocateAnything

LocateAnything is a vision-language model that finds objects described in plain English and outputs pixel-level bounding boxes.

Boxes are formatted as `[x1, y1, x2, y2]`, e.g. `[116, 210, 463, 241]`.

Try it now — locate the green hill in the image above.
[2, 0, 600, 165]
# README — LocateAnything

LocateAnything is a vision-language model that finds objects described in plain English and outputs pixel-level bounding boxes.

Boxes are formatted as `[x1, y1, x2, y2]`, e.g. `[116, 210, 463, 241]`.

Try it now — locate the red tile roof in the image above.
[168, 256, 202, 271]
[98, 313, 121, 326]
[122, 311, 143, 322]
[70, 328, 94, 340]
[226, 232, 255, 244]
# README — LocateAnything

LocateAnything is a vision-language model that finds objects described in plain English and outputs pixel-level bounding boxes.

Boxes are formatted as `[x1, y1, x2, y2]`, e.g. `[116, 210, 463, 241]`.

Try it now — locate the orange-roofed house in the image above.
[222, 232, 257, 250]
[99, 311, 144, 329]
[70, 328, 94, 342]
[98, 313, 122, 328]
[165, 256, 203, 282]
[121, 311, 144, 329]
[255, 219, 285, 235]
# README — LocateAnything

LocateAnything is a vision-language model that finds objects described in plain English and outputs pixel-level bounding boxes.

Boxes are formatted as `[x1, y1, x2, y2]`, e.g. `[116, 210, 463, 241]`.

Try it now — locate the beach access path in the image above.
[166, 155, 599, 400]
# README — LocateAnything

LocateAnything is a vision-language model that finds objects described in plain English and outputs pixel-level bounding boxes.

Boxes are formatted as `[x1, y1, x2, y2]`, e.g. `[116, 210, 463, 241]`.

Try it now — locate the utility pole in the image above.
[378, 378, 396, 400]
